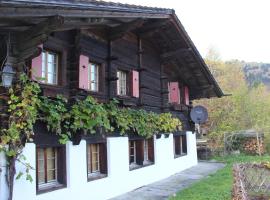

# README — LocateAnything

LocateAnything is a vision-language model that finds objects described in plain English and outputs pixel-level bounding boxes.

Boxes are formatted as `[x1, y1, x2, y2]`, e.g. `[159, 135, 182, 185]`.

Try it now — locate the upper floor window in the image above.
[36, 146, 66, 193]
[42, 50, 59, 85]
[117, 70, 128, 96]
[174, 134, 187, 158]
[87, 143, 107, 181]
[88, 62, 99, 92]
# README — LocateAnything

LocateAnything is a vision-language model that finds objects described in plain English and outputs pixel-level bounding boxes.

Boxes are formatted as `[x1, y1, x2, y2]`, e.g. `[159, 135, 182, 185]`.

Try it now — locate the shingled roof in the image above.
[0, 0, 224, 99]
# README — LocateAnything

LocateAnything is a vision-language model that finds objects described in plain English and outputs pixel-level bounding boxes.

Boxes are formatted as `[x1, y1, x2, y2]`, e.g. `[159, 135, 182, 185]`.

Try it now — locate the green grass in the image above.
[170, 154, 270, 200]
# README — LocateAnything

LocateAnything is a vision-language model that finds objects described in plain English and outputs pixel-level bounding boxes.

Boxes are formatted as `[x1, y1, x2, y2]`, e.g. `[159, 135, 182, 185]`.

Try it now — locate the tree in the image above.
[196, 48, 270, 152]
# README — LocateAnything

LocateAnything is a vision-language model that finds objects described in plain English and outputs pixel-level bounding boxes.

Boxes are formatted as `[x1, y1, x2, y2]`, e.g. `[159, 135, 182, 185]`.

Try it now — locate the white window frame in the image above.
[117, 70, 127, 96]
[41, 50, 59, 85]
[88, 62, 99, 92]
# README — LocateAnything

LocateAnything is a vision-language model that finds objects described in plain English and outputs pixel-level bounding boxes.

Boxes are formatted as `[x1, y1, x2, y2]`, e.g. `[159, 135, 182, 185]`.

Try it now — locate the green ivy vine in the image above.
[0, 74, 182, 200]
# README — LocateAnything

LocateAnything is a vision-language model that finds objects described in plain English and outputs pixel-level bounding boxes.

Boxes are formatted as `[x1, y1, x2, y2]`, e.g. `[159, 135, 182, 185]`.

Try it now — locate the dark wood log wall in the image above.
[32, 30, 192, 131]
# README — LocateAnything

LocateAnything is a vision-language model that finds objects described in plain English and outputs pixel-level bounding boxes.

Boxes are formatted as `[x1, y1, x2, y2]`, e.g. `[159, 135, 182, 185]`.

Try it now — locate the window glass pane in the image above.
[47, 169, 56, 182]
[90, 144, 100, 173]
[41, 52, 46, 79]
[129, 141, 136, 164]
[87, 145, 91, 173]
[42, 50, 58, 85]
[37, 148, 45, 184]
[117, 70, 127, 95]
[46, 148, 56, 182]
[47, 62, 55, 74]
[144, 140, 148, 161]
[89, 63, 99, 91]
[47, 53, 54, 64]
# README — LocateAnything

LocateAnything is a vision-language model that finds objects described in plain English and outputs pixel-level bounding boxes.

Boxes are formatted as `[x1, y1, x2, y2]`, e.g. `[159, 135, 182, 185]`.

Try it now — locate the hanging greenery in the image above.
[0, 74, 182, 200]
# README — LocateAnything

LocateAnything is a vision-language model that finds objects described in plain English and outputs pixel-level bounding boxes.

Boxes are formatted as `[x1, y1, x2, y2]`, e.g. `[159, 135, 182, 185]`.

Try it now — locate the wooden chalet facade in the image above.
[0, 1, 223, 200]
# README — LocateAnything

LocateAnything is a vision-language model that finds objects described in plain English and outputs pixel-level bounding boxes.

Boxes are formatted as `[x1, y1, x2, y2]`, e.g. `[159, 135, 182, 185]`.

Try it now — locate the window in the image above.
[88, 62, 99, 92]
[174, 134, 187, 157]
[129, 138, 154, 170]
[36, 147, 66, 192]
[117, 70, 127, 96]
[129, 140, 136, 165]
[87, 143, 107, 181]
[41, 50, 59, 85]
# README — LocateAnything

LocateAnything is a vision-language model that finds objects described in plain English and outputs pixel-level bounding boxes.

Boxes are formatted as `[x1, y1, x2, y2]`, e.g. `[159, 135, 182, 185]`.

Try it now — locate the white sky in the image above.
[106, 0, 270, 63]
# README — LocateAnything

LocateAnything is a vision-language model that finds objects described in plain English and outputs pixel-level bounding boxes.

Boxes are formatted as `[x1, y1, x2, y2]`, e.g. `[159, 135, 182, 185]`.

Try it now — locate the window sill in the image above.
[174, 153, 187, 159]
[129, 161, 154, 171]
[37, 183, 66, 195]
[88, 173, 107, 182]
[79, 89, 104, 96]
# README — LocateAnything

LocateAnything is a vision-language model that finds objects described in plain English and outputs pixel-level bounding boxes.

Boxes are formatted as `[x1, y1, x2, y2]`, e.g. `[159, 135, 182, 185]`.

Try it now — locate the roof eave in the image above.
[170, 13, 224, 98]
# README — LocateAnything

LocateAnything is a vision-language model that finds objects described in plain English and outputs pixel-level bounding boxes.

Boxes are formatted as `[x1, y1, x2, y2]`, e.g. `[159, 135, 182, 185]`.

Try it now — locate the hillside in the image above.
[244, 63, 270, 88]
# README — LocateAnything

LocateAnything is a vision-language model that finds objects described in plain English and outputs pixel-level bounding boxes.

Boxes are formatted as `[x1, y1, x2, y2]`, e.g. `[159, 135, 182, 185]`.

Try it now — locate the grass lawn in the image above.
[170, 154, 270, 200]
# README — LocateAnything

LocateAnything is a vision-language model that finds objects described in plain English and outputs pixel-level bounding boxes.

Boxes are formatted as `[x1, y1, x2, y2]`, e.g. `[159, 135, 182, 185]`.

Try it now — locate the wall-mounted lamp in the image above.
[1, 63, 15, 88]
[1, 33, 15, 88]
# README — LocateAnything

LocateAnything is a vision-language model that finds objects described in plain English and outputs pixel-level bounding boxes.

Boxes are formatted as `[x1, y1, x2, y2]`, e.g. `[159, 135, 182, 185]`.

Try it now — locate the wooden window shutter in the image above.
[136, 140, 144, 165]
[168, 82, 180, 104]
[131, 70, 139, 98]
[148, 138, 155, 162]
[174, 136, 180, 155]
[79, 54, 89, 89]
[184, 86, 190, 105]
[182, 135, 187, 154]
[31, 45, 43, 81]
[99, 143, 107, 174]
[57, 147, 66, 185]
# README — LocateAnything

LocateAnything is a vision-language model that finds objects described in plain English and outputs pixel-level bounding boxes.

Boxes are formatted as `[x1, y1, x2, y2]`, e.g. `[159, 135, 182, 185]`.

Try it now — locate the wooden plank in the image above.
[161, 48, 192, 59]
[109, 19, 145, 40]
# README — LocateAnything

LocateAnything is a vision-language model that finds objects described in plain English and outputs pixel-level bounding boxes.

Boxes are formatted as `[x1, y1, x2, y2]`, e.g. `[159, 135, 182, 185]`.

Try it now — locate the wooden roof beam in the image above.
[17, 15, 64, 43]
[108, 19, 145, 40]
[137, 20, 169, 38]
[161, 47, 192, 59]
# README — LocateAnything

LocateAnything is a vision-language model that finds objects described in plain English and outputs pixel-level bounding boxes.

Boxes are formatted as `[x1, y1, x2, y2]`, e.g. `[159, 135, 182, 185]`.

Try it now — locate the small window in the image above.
[129, 140, 136, 165]
[174, 135, 187, 157]
[36, 147, 66, 192]
[117, 70, 127, 96]
[41, 50, 59, 85]
[87, 143, 107, 181]
[88, 62, 99, 92]
[129, 138, 154, 170]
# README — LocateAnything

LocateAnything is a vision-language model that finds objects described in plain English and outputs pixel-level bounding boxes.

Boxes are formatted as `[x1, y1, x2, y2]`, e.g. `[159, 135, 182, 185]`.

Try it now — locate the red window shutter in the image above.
[131, 70, 139, 98]
[79, 55, 89, 89]
[184, 86, 190, 105]
[31, 45, 43, 81]
[168, 82, 180, 104]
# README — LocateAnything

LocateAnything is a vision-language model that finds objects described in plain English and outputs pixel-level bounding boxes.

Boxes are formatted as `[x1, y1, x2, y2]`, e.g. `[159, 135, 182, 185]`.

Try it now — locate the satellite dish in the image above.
[190, 105, 208, 124]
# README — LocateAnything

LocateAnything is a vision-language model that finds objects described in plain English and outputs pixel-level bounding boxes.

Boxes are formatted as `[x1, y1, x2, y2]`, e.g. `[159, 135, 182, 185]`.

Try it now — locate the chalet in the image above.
[0, 1, 223, 200]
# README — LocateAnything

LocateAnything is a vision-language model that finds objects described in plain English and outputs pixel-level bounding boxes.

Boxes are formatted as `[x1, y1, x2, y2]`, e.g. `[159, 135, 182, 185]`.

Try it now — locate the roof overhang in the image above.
[0, 0, 224, 99]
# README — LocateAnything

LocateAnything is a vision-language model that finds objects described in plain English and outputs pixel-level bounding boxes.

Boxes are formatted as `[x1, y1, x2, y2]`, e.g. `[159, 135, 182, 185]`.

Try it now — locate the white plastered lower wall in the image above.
[0, 132, 197, 200]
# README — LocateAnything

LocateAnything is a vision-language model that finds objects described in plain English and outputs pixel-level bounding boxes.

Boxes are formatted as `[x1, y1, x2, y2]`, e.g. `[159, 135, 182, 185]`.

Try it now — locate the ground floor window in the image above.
[129, 138, 154, 170]
[174, 134, 187, 157]
[87, 143, 107, 181]
[36, 146, 66, 193]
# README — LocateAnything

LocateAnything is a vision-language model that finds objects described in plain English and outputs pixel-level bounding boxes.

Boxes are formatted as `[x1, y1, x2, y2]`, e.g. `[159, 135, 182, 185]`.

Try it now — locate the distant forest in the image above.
[244, 63, 270, 88]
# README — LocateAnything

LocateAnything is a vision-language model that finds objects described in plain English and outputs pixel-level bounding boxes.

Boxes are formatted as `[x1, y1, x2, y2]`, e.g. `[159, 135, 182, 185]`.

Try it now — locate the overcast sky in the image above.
[107, 0, 270, 63]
